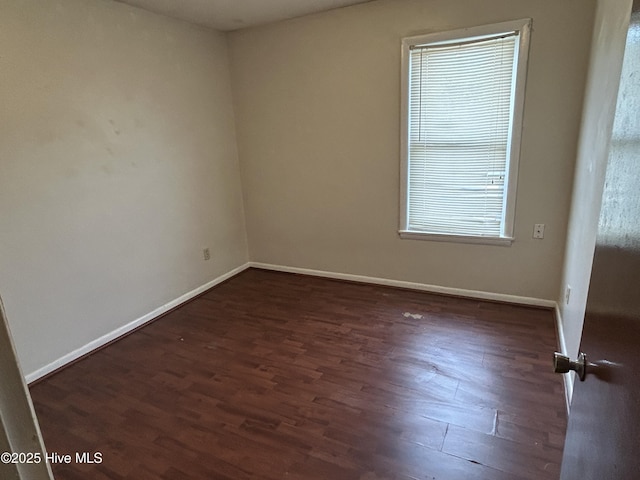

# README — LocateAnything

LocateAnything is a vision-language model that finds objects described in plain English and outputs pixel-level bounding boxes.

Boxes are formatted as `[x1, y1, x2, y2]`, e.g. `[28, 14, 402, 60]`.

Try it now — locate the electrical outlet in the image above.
[565, 285, 571, 305]
[203, 248, 210, 261]
[533, 223, 545, 239]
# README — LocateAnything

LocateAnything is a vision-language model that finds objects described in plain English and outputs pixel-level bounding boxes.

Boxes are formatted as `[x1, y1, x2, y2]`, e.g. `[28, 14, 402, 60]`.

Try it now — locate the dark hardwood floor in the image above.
[30, 268, 567, 480]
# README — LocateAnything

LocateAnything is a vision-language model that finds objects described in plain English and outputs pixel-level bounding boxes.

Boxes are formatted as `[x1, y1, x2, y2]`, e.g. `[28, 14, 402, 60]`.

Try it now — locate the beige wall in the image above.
[0, 0, 248, 376]
[558, 0, 632, 403]
[228, 0, 595, 300]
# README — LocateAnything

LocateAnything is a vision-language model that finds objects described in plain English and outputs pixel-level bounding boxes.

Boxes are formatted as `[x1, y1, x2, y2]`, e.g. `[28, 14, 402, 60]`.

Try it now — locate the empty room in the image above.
[1, 0, 638, 479]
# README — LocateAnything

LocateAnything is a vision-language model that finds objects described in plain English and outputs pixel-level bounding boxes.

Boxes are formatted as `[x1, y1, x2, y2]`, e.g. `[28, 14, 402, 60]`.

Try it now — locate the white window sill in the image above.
[399, 230, 514, 246]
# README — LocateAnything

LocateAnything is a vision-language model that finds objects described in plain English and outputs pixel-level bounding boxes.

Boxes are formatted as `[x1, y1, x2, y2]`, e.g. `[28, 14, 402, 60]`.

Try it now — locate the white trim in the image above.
[399, 230, 514, 246]
[1, 297, 55, 479]
[25, 262, 251, 384]
[503, 18, 531, 238]
[399, 30, 410, 232]
[554, 303, 573, 414]
[26, 260, 561, 398]
[403, 19, 533, 48]
[249, 262, 555, 308]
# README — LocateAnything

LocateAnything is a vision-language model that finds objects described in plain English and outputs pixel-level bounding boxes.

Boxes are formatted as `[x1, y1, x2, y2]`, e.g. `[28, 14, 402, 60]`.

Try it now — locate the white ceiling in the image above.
[113, 0, 374, 31]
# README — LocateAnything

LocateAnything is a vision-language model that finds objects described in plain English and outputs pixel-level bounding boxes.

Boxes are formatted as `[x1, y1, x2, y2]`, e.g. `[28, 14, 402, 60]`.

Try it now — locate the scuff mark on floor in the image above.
[490, 410, 499, 436]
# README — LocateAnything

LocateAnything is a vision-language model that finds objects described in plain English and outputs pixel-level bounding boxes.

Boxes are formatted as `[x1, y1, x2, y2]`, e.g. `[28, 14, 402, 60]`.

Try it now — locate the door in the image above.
[559, 7, 640, 479]
[0, 296, 53, 480]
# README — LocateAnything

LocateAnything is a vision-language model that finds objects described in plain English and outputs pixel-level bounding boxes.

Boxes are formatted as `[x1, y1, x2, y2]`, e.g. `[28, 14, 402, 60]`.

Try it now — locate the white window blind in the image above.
[403, 24, 528, 242]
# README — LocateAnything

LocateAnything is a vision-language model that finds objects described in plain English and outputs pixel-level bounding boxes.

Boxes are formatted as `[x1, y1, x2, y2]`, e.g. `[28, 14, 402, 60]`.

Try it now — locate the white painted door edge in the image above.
[0, 296, 54, 480]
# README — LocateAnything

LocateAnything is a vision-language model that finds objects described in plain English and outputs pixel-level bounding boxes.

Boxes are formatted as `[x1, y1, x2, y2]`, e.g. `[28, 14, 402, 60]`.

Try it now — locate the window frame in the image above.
[399, 19, 532, 246]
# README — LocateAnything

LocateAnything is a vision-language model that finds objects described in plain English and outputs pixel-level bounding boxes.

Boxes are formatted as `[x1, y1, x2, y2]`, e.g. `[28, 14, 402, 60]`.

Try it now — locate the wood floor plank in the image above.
[442, 423, 563, 480]
[30, 268, 567, 479]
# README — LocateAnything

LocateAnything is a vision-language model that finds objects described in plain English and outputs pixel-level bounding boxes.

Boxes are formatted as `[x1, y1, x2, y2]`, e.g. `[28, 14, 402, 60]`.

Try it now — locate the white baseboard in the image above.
[25, 262, 251, 384]
[250, 262, 556, 308]
[253, 261, 570, 411]
[26, 261, 560, 388]
[554, 304, 573, 414]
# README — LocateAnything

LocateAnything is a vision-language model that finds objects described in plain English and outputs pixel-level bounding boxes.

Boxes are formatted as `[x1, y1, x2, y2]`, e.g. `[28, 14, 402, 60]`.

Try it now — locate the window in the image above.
[400, 19, 531, 245]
